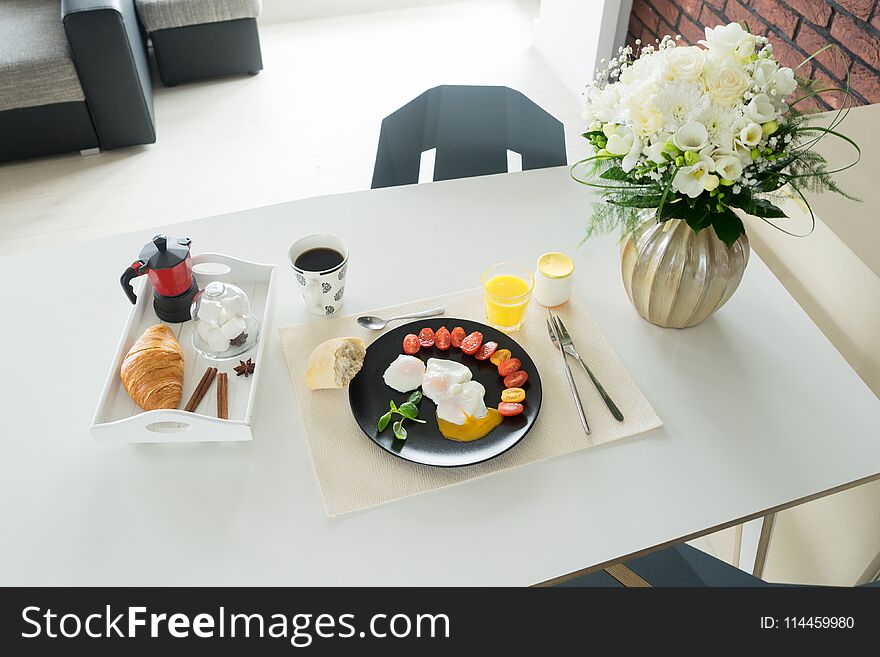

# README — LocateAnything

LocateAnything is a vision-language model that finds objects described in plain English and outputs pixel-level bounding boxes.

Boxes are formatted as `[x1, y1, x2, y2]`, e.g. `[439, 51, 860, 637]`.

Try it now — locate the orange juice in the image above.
[482, 266, 534, 331]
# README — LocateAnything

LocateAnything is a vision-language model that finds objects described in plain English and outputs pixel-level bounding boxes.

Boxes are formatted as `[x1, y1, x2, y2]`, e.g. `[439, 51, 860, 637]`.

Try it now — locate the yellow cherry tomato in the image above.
[490, 348, 512, 366]
[501, 387, 525, 403]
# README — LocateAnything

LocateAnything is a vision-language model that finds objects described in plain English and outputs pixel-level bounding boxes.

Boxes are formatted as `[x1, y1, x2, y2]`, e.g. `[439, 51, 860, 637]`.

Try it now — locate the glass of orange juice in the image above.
[482, 263, 534, 332]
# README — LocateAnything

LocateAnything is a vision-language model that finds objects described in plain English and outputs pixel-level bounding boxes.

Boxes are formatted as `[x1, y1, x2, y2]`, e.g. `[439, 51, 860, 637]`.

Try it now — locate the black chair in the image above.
[559, 544, 880, 587]
[371, 85, 567, 189]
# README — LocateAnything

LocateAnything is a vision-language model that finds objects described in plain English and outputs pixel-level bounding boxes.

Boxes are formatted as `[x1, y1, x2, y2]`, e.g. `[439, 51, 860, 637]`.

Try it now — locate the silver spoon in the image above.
[357, 307, 445, 330]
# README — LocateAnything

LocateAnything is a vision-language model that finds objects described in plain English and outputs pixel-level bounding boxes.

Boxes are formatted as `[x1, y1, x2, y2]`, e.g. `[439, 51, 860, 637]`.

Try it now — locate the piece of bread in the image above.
[120, 324, 185, 410]
[306, 337, 366, 390]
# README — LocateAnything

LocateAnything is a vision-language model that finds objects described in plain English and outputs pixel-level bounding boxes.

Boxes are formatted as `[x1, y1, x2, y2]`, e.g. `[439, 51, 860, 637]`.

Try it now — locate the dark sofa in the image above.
[0, 0, 155, 163]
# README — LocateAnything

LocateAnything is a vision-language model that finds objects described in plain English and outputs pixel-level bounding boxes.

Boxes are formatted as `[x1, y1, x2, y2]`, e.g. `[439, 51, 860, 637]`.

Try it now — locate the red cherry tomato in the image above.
[434, 326, 451, 350]
[497, 357, 521, 377]
[498, 402, 524, 417]
[460, 331, 484, 355]
[475, 341, 498, 361]
[418, 327, 435, 348]
[503, 370, 528, 388]
[450, 327, 466, 348]
[402, 334, 420, 354]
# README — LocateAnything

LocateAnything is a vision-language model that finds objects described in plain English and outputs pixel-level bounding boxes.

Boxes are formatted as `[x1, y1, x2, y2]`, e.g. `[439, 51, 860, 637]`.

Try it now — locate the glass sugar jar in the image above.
[191, 281, 259, 360]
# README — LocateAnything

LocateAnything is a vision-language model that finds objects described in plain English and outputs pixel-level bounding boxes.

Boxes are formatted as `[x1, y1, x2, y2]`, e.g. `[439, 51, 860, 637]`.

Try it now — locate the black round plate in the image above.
[348, 318, 542, 467]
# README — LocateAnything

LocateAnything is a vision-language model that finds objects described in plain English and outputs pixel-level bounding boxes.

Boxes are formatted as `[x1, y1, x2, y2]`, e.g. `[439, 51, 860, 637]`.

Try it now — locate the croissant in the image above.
[121, 324, 185, 411]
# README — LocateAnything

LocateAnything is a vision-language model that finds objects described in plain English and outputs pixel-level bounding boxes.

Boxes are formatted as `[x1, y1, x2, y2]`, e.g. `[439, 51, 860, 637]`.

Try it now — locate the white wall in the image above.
[259, 0, 470, 24]
[533, 0, 632, 103]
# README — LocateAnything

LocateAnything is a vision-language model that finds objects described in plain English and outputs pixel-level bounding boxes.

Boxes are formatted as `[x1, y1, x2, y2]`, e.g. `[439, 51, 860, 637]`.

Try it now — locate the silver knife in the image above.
[553, 316, 624, 422]
[547, 313, 591, 435]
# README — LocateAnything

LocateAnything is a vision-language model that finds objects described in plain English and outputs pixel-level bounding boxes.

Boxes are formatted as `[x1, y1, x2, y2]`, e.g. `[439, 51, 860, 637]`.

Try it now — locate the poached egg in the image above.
[422, 358, 487, 424]
[382, 354, 425, 393]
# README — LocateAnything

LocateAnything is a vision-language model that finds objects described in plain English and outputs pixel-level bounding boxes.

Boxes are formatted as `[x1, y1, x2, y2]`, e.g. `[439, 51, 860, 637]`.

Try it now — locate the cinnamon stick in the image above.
[184, 366, 217, 412]
[217, 372, 228, 420]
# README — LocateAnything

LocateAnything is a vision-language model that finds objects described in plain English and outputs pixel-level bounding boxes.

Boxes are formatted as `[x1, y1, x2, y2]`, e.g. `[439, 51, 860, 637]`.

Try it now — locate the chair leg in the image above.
[752, 512, 776, 578]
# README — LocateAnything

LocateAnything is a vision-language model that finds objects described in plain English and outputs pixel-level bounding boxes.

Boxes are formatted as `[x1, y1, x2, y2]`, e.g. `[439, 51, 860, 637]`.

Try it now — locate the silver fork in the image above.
[547, 316, 591, 435]
[551, 315, 624, 422]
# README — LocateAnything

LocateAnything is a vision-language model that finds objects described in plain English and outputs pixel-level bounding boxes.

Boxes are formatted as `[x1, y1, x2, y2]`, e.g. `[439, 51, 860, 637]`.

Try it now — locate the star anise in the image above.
[234, 358, 256, 377]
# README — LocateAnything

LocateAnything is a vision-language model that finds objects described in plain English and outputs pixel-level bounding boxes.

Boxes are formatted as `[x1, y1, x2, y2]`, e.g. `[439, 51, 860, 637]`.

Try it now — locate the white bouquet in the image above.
[576, 22, 859, 246]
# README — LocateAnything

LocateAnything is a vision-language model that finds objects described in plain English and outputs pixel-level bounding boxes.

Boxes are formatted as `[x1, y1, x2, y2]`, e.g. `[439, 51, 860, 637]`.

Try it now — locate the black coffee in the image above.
[294, 247, 344, 272]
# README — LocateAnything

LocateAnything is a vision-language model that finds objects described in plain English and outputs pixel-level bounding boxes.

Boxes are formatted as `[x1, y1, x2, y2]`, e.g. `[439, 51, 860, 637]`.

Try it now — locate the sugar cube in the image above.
[198, 299, 223, 325]
[206, 327, 231, 353]
[220, 316, 247, 340]
[196, 320, 215, 340]
[221, 294, 244, 318]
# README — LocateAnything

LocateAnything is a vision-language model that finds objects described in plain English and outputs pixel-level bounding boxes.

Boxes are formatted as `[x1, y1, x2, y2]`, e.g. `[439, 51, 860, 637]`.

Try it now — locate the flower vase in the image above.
[621, 214, 750, 328]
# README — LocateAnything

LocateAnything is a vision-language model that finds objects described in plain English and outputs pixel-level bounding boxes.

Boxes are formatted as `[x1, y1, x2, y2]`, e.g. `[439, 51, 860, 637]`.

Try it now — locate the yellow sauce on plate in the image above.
[437, 409, 504, 442]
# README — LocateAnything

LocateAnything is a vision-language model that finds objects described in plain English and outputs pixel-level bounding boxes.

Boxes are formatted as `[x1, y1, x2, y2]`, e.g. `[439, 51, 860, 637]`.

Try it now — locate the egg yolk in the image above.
[436, 409, 503, 442]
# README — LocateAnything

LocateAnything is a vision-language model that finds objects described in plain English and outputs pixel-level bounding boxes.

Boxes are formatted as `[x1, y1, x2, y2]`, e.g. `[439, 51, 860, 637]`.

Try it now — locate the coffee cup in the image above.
[288, 234, 348, 315]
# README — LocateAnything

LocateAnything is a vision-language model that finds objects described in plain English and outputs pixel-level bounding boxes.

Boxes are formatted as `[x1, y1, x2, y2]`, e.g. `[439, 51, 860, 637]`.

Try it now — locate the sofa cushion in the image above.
[135, 0, 260, 33]
[0, 0, 86, 112]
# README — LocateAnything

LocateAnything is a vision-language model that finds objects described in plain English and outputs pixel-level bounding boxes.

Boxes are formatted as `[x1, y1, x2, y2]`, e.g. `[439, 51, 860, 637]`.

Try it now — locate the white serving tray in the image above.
[90, 254, 277, 443]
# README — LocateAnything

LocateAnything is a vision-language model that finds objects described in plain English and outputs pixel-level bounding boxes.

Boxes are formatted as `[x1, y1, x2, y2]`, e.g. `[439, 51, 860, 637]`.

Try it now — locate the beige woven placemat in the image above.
[279, 289, 662, 516]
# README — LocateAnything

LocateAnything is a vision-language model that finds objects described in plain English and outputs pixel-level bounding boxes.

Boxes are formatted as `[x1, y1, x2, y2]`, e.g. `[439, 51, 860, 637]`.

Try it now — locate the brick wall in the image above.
[627, 1, 880, 108]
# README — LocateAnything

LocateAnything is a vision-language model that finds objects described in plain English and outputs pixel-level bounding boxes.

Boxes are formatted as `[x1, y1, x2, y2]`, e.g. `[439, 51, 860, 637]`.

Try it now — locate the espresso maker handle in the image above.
[121, 263, 145, 304]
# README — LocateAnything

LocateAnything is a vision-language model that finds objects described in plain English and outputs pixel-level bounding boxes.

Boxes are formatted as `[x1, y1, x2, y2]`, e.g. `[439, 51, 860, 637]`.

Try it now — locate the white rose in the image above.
[628, 95, 663, 137]
[746, 93, 777, 123]
[710, 148, 744, 181]
[672, 152, 718, 198]
[665, 46, 704, 82]
[737, 122, 763, 148]
[704, 58, 750, 107]
[673, 121, 709, 151]
[702, 22, 751, 57]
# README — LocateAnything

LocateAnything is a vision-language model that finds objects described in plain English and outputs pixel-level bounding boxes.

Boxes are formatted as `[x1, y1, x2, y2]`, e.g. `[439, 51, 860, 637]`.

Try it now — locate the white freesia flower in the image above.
[673, 121, 709, 151]
[645, 132, 672, 163]
[704, 58, 750, 107]
[702, 22, 751, 57]
[654, 81, 710, 133]
[752, 60, 797, 98]
[603, 123, 633, 154]
[710, 148, 744, 181]
[665, 46, 704, 81]
[737, 122, 763, 148]
[673, 152, 719, 198]
[622, 132, 643, 172]
[746, 93, 777, 123]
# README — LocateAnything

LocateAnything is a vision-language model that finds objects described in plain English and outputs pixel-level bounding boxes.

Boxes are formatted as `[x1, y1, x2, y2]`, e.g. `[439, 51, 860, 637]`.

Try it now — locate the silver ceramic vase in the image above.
[621, 215, 750, 328]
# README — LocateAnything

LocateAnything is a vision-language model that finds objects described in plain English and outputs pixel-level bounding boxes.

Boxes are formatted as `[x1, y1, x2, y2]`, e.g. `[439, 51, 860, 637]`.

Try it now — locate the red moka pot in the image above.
[121, 235, 199, 323]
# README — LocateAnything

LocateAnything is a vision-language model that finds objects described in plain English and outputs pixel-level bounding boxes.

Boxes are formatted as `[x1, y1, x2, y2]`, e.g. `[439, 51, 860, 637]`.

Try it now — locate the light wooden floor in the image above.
[0, 0, 588, 257]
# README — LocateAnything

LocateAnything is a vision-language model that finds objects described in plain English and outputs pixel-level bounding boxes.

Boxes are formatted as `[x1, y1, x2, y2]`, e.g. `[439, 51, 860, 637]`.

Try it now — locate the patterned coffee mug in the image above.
[288, 234, 348, 316]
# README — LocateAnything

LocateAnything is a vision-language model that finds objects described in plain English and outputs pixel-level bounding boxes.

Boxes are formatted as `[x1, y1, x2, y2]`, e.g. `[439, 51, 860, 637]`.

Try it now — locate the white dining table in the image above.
[1, 167, 878, 586]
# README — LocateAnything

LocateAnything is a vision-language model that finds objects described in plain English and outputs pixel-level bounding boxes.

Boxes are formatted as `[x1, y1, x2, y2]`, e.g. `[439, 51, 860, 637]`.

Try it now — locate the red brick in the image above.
[699, 2, 727, 26]
[830, 12, 880, 69]
[633, 0, 659, 31]
[749, 0, 799, 38]
[726, 1, 762, 34]
[784, 0, 831, 27]
[848, 59, 880, 102]
[797, 22, 850, 79]
[677, 14, 706, 45]
[807, 64, 845, 108]
[650, 0, 680, 28]
[767, 34, 809, 69]
[834, 0, 874, 21]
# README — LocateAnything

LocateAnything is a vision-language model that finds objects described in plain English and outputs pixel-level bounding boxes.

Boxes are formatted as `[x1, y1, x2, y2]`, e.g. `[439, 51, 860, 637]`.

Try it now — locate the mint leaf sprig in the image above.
[378, 390, 425, 440]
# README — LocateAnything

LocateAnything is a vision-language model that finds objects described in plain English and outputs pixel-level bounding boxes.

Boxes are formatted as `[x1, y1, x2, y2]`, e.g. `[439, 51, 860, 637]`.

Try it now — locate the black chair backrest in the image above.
[371, 85, 567, 189]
